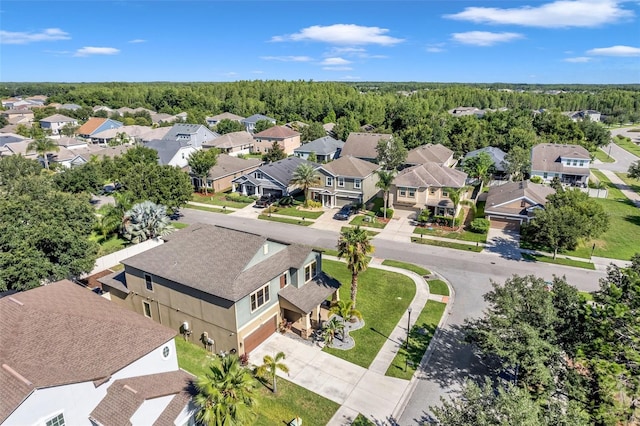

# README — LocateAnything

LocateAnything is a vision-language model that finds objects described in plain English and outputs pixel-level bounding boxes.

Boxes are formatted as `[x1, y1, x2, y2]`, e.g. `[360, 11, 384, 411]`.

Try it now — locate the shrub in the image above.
[470, 218, 490, 233]
[278, 196, 294, 206]
[305, 200, 322, 208]
[225, 192, 255, 203]
[530, 176, 543, 184]
[379, 208, 394, 219]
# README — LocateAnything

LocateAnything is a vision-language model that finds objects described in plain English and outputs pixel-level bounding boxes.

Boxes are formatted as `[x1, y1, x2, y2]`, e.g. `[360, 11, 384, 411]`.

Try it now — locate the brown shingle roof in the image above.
[205, 154, 262, 180]
[207, 112, 245, 121]
[485, 181, 555, 217]
[341, 132, 391, 160]
[0, 280, 177, 423]
[254, 125, 299, 139]
[321, 155, 379, 178]
[77, 117, 107, 136]
[89, 370, 194, 426]
[121, 224, 314, 302]
[203, 131, 254, 149]
[393, 162, 467, 188]
[278, 273, 340, 313]
[531, 143, 591, 176]
[406, 144, 454, 165]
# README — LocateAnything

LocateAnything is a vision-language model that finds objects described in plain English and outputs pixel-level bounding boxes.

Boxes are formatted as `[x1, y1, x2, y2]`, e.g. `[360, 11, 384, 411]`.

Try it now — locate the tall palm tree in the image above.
[122, 201, 174, 243]
[254, 351, 289, 393]
[337, 226, 374, 309]
[330, 299, 362, 325]
[290, 163, 321, 206]
[194, 355, 258, 426]
[27, 135, 59, 170]
[375, 170, 395, 219]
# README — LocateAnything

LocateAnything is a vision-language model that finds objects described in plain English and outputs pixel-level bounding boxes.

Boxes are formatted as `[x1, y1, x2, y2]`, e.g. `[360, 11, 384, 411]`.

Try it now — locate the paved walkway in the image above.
[599, 169, 640, 207]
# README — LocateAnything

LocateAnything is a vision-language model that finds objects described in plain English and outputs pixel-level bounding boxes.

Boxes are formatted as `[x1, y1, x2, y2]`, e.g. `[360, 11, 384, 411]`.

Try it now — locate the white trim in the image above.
[142, 300, 152, 318]
[250, 284, 271, 313]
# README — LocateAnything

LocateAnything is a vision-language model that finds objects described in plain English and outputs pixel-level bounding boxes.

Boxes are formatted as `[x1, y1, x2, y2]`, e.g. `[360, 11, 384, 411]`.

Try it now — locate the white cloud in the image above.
[74, 46, 120, 57]
[427, 47, 445, 53]
[251, 70, 264, 74]
[323, 66, 353, 71]
[260, 55, 313, 62]
[444, 0, 633, 28]
[128, 39, 146, 43]
[451, 31, 523, 46]
[321, 57, 351, 65]
[340, 75, 361, 81]
[587, 45, 640, 56]
[1, 28, 70, 44]
[564, 56, 592, 62]
[271, 24, 404, 46]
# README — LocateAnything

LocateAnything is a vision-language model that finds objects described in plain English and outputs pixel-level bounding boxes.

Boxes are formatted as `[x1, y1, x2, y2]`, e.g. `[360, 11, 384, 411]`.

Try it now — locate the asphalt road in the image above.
[177, 208, 607, 425]
[596, 127, 640, 173]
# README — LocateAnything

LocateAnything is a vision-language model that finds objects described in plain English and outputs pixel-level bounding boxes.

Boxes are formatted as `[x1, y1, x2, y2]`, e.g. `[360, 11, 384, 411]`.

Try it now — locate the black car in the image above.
[255, 194, 275, 208]
[333, 205, 353, 221]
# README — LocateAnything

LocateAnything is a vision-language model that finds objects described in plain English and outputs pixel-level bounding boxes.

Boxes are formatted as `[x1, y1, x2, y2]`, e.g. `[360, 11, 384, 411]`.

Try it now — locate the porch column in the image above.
[254, 186, 260, 196]
[302, 313, 311, 339]
[241, 185, 247, 196]
[232, 183, 236, 192]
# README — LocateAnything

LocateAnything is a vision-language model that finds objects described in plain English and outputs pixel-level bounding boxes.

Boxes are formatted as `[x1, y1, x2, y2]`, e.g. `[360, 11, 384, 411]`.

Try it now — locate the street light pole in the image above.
[406, 307, 412, 350]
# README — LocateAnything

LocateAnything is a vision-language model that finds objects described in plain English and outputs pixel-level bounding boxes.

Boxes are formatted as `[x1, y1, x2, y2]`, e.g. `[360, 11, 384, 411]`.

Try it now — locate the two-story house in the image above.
[294, 136, 344, 162]
[110, 224, 339, 355]
[241, 114, 276, 133]
[0, 280, 194, 426]
[310, 155, 380, 208]
[232, 156, 317, 197]
[191, 154, 262, 193]
[341, 132, 392, 163]
[1, 109, 34, 125]
[39, 114, 78, 136]
[390, 162, 468, 216]
[252, 125, 301, 155]
[530, 143, 591, 186]
[159, 123, 220, 149]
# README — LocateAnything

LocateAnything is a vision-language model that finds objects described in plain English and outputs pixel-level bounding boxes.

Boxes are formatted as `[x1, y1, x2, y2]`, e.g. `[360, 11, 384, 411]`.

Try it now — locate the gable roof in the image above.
[121, 224, 313, 302]
[91, 125, 154, 140]
[140, 126, 172, 142]
[144, 139, 191, 165]
[393, 162, 467, 188]
[161, 124, 219, 145]
[92, 144, 134, 159]
[254, 125, 299, 139]
[464, 146, 508, 171]
[0, 280, 177, 423]
[485, 181, 556, 217]
[207, 112, 245, 122]
[255, 156, 318, 187]
[40, 114, 76, 123]
[279, 273, 341, 314]
[531, 143, 591, 175]
[202, 131, 254, 149]
[406, 144, 454, 166]
[77, 118, 122, 136]
[294, 136, 344, 155]
[205, 154, 262, 179]
[321, 155, 379, 178]
[341, 132, 391, 160]
[242, 114, 276, 124]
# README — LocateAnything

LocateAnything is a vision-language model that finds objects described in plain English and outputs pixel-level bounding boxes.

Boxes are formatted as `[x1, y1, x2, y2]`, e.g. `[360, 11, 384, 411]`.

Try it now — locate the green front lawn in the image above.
[385, 301, 447, 380]
[590, 169, 625, 199]
[521, 253, 596, 270]
[265, 206, 324, 219]
[173, 222, 189, 229]
[349, 215, 387, 229]
[381, 260, 430, 276]
[185, 204, 231, 214]
[428, 279, 450, 296]
[192, 192, 252, 209]
[593, 149, 616, 163]
[89, 232, 128, 256]
[613, 137, 640, 157]
[614, 172, 640, 195]
[258, 214, 312, 226]
[413, 226, 487, 243]
[175, 338, 339, 426]
[340, 226, 379, 237]
[411, 236, 484, 252]
[322, 260, 416, 368]
[352, 414, 375, 425]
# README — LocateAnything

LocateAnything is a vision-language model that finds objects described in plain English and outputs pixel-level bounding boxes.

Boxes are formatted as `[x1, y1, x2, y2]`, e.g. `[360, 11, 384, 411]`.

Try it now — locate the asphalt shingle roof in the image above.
[464, 146, 508, 172]
[205, 154, 262, 179]
[256, 156, 319, 187]
[321, 155, 379, 178]
[278, 273, 340, 313]
[531, 143, 591, 176]
[242, 114, 276, 124]
[254, 125, 299, 139]
[393, 162, 467, 188]
[485, 181, 556, 217]
[40, 114, 76, 123]
[341, 132, 391, 160]
[144, 139, 189, 165]
[294, 136, 344, 155]
[203, 131, 254, 149]
[406, 144, 454, 166]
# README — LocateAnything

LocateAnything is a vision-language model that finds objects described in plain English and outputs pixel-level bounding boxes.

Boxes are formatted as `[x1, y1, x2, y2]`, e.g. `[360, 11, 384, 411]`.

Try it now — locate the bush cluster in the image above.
[470, 218, 490, 233]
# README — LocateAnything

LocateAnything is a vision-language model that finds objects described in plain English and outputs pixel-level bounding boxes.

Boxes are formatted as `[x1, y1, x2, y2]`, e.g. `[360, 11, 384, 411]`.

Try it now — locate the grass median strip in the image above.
[590, 169, 626, 199]
[265, 206, 324, 219]
[428, 279, 450, 296]
[350, 215, 387, 229]
[613, 137, 640, 157]
[521, 253, 596, 270]
[341, 226, 379, 237]
[381, 259, 430, 276]
[614, 172, 640, 195]
[593, 149, 615, 163]
[385, 301, 447, 380]
[191, 192, 251, 209]
[414, 226, 487, 243]
[411, 236, 483, 252]
[185, 204, 231, 214]
[258, 214, 313, 226]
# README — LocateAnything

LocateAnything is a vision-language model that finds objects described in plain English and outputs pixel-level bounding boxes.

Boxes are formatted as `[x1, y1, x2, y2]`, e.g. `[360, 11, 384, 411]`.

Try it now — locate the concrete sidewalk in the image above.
[599, 169, 640, 207]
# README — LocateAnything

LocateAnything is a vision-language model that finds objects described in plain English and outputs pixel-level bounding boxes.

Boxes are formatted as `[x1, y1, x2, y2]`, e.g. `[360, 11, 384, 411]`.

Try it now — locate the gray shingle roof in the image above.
[485, 181, 556, 217]
[207, 112, 245, 122]
[144, 139, 189, 165]
[242, 114, 276, 124]
[256, 156, 319, 187]
[321, 155, 379, 178]
[294, 136, 344, 155]
[121, 224, 314, 302]
[393, 162, 467, 188]
[406, 144, 454, 166]
[531, 143, 591, 175]
[278, 273, 340, 313]
[464, 146, 508, 172]
[202, 131, 254, 149]
[205, 154, 262, 179]
[40, 114, 76, 123]
[341, 132, 391, 160]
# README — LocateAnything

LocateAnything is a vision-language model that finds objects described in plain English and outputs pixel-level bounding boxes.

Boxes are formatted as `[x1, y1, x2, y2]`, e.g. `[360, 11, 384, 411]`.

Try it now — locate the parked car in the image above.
[333, 205, 354, 221]
[255, 194, 276, 208]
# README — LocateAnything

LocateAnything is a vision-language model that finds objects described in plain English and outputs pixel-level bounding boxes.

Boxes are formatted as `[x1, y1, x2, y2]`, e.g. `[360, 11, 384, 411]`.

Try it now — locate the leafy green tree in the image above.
[122, 201, 174, 243]
[53, 163, 103, 194]
[95, 204, 123, 240]
[375, 170, 395, 219]
[254, 352, 289, 393]
[0, 156, 42, 191]
[307, 151, 318, 163]
[188, 149, 218, 195]
[118, 145, 159, 167]
[628, 160, 640, 180]
[254, 119, 275, 133]
[504, 146, 531, 181]
[290, 163, 320, 205]
[60, 123, 79, 137]
[108, 132, 130, 147]
[214, 119, 244, 134]
[300, 122, 326, 142]
[547, 188, 609, 239]
[337, 226, 374, 308]
[262, 141, 287, 163]
[462, 151, 494, 184]
[118, 163, 193, 212]
[332, 116, 360, 142]
[27, 135, 59, 170]
[194, 355, 258, 426]
[375, 135, 407, 171]
[330, 299, 362, 326]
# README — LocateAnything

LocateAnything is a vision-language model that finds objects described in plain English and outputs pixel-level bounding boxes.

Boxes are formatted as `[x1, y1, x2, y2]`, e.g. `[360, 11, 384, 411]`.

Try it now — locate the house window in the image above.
[326, 177, 333, 187]
[46, 413, 65, 426]
[354, 179, 361, 189]
[250, 284, 270, 312]
[442, 190, 449, 197]
[337, 177, 345, 187]
[144, 274, 153, 291]
[143, 301, 152, 318]
[572, 160, 578, 166]
[255, 172, 263, 179]
[543, 172, 548, 179]
[304, 261, 317, 282]
[280, 273, 288, 289]
[429, 188, 436, 195]
[408, 188, 416, 197]
[399, 187, 407, 197]
[521, 200, 526, 208]
[579, 160, 585, 167]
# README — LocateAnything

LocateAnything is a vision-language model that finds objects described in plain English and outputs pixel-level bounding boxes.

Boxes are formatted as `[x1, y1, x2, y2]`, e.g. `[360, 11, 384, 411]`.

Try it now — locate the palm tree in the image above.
[323, 317, 345, 345]
[329, 299, 362, 326]
[290, 163, 321, 206]
[27, 135, 59, 170]
[337, 226, 374, 309]
[194, 355, 258, 426]
[375, 170, 395, 219]
[444, 187, 469, 229]
[122, 201, 174, 243]
[96, 204, 123, 240]
[254, 351, 289, 393]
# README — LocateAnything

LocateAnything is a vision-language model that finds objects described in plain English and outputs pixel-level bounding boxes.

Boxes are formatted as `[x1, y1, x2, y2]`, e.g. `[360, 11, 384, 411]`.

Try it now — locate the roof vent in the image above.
[123, 384, 138, 394]
[2, 364, 32, 386]
[7, 297, 23, 306]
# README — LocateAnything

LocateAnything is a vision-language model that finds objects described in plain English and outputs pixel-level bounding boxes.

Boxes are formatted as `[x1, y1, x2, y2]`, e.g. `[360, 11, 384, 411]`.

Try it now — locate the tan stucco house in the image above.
[310, 155, 380, 208]
[252, 125, 301, 155]
[190, 154, 262, 193]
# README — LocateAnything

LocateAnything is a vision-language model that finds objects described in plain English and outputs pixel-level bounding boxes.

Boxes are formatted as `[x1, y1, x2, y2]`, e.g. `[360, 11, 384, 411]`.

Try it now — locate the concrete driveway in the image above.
[483, 227, 522, 260]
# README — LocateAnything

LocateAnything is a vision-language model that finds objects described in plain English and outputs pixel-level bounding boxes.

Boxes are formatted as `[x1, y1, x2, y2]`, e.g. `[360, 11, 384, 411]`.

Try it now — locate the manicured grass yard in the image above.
[322, 260, 416, 368]
[185, 204, 231, 214]
[613, 137, 640, 157]
[349, 215, 387, 229]
[411, 237, 483, 252]
[428, 279, 450, 296]
[89, 232, 128, 256]
[264, 206, 324, 219]
[413, 226, 487, 243]
[590, 169, 626, 199]
[175, 338, 339, 426]
[192, 192, 252, 209]
[614, 172, 640, 195]
[341, 226, 379, 237]
[173, 222, 189, 229]
[521, 253, 595, 270]
[385, 301, 447, 380]
[258, 214, 313, 226]
[381, 260, 430, 276]
[593, 149, 615, 163]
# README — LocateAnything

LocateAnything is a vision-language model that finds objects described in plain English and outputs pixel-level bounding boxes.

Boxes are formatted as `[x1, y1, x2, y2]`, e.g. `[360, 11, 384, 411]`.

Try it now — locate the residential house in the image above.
[56, 136, 89, 150]
[463, 146, 509, 179]
[406, 143, 456, 167]
[294, 136, 344, 162]
[91, 144, 134, 159]
[448, 106, 486, 118]
[310, 156, 380, 208]
[49, 145, 103, 168]
[341, 132, 392, 163]
[202, 131, 254, 156]
[530, 143, 591, 185]
[323, 123, 336, 137]
[77, 118, 123, 140]
[484, 180, 556, 231]
[390, 162, 469, 216]
[1, 109, 34, 125]
[0, 279, 194, 426]
[150, 112, 179, 125]
[160, 123, 219, 149]
[0, 139, 37, 160]
[92, 105, 113, 113]
[90, 124, 154, 144]
[0, 132, 28, 146]
[563, 110, 602, 122]
[39, 114, 78, 136]
[253, 125, 301, 155]
[112, 223, 339, 354]
[232, 156, 317, 197]
[59, 103, 83, 111]
[139, 126, 172, 142]
[206, 112, 245, 128]
[241, 114, 276, 133]
[144, 139, 197, 168]
[191, 154, 262, 193]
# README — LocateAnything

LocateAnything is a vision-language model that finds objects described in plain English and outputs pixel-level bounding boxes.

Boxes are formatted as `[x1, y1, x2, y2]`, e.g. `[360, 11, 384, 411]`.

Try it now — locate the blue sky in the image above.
[1, 1, 639, 83]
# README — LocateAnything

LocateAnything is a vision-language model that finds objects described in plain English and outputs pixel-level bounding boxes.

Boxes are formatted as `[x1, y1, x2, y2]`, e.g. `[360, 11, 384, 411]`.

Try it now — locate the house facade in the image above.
[39, 114, 78, 135]
[241, 114, 276, 133]
[202, 131, 254, 156]
[294, 136, 344, 162]
[114, 224, 339, 355]
[232, 156, 316, 197]
[252, 125, 301, 155]
[191, 154, 262, 193]
[310, 156, 380, 208]
[206, 112, 245, 128]
[160, 123, 219, 149]
[77, 118, 123, 140]
[530, 143, 591, 185]
[144, 139, 198, 168]
[484, 181, 556, 231]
